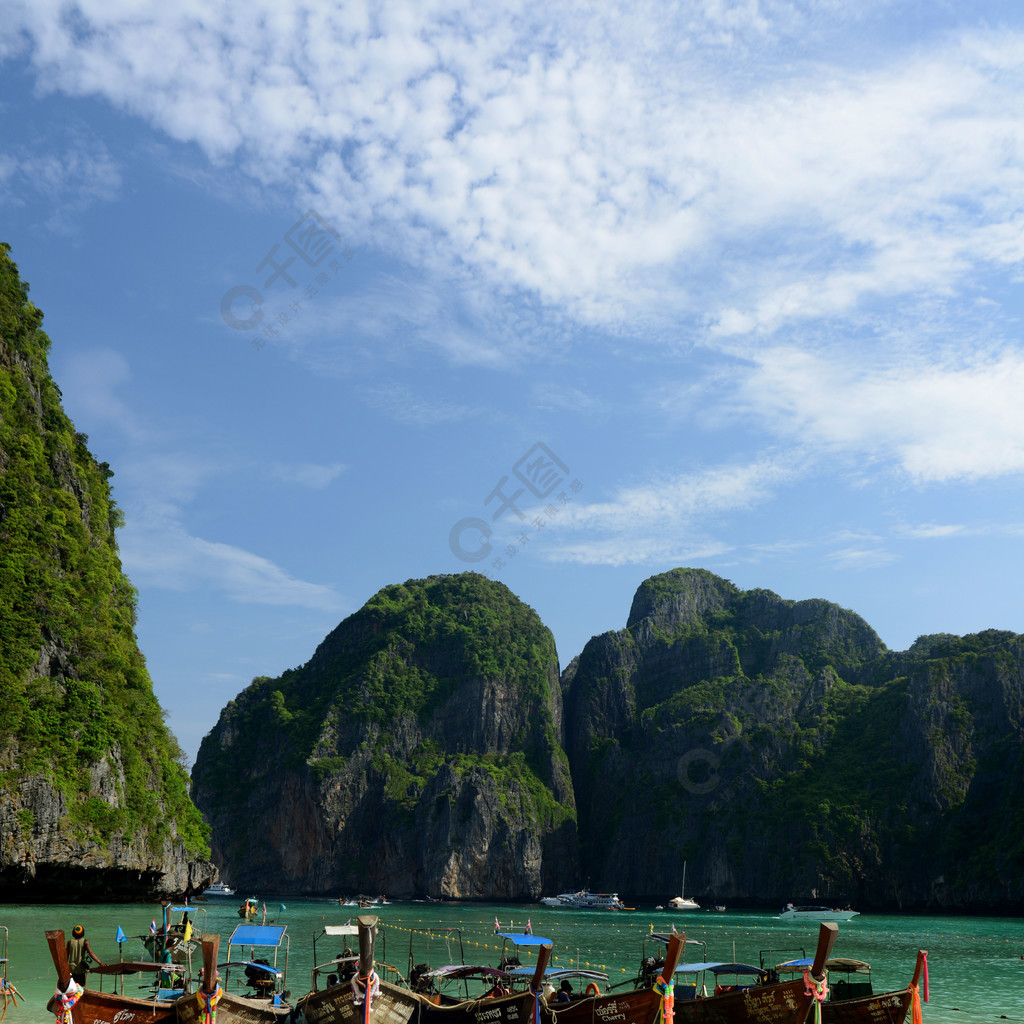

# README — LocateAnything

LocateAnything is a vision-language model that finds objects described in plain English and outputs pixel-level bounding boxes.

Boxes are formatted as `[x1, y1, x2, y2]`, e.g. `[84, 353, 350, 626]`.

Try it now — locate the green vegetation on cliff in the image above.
[0, 243, 209, 858]
[193, 573, 575, 893]
[232, 574, 562, 785]
[569, 567, 1024, 908]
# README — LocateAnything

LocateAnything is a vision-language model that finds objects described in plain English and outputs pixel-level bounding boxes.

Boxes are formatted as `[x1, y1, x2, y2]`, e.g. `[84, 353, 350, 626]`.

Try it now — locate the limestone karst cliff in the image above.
[564, 567, 1024, 910]
[195, 565, 1024, 911]
[0, 244, 213, 900]
[8, 233, 1021, 911]
[192, 573, 577, 897]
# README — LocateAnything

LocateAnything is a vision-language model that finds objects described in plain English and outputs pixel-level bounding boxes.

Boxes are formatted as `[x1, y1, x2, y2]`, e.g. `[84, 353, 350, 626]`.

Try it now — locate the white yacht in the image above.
[665, 862, 700, 910]
[666, 895, 701, 910]
[777, 903, 859, 921]
[540, 890, 627, 910]
[202, 881, 236, 896]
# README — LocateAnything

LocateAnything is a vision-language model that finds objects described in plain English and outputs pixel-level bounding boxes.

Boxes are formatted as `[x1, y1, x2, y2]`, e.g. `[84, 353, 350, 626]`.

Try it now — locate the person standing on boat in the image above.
[67, 925, 106, 987]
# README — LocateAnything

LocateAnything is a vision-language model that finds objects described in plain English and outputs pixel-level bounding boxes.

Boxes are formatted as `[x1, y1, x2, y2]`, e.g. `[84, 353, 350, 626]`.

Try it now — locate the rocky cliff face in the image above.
[0, 244, 214, 900]
[194, 565, 1024, 910]
[192, 574, 577, 897]
[564, 568, 1024, 910]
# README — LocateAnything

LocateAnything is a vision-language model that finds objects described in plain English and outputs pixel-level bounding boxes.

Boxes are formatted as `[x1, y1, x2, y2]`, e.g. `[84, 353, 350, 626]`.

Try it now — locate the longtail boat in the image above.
[661, 922, 838, 1024]
[142, 905, 206, 964]
[774, 948, 928, 1024]
[299, 914, 554, 1024]
[176, 927, 292, 1024]
[45, 929, 189, 1024]
[537, 930, 686, 1024]
[497, 931, 609, 1002]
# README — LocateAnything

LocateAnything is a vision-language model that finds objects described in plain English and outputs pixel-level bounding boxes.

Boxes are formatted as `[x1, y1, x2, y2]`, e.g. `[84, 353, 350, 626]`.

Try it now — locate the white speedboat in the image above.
[202, 881, 235, 896]
[539, 890, 628, 910]
[777, 903, 859, 921]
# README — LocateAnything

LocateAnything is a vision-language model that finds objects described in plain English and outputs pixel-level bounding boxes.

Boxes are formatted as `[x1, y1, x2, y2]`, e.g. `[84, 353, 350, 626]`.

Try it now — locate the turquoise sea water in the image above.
[1, 899, 1021, 1024]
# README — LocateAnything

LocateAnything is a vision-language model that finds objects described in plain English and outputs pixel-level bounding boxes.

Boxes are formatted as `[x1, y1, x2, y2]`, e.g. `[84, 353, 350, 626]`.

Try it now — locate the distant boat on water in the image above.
[202, 881, 235, 896]
[540, 890, 629, 910]
[777, 903, 860, 921]
[666, 862, 700, 910]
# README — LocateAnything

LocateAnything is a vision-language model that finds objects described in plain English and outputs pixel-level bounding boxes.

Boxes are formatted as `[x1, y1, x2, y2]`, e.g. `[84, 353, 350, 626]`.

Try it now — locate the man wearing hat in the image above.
[67, 925, 106, 987]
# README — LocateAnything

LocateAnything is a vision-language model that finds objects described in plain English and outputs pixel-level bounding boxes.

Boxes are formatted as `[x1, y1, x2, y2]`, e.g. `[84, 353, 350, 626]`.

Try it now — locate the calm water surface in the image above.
[1, 899, 1021, 1024]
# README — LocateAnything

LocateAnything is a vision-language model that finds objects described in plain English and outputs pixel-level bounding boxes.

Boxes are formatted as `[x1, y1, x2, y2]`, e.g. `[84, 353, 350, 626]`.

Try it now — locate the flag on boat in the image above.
[150, 920, 157, 934]
[182, 920, 193, 943]
[494, 917, 500, 933]
[115, 926, 127, 943]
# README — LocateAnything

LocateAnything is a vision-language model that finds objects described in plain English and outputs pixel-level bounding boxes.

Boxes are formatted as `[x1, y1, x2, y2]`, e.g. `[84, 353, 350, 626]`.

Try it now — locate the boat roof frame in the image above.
[225, 923, 290, 993]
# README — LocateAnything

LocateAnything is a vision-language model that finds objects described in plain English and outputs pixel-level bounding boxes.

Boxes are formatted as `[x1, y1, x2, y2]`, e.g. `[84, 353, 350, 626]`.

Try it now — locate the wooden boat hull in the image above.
[664, 927, 839, 1024]
[821, 988, 913, 1024]
[46, 929, 186, 1024]
[668, 978, 812, 1024]
[541, 987, 666, 1024]
[176, 990, 292, 1024]
[46, 988, 180, 1024]
[547, 978, 811, 1024]
[300, 976, 547, 1024]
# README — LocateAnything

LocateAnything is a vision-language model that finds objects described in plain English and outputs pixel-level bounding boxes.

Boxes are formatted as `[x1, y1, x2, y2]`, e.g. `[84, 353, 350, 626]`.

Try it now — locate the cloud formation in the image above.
[729, 344, 1024, 483]
[56, 349, 349, 612]
[6, 2, 1024, 337]
[10, 1, 1024, 579]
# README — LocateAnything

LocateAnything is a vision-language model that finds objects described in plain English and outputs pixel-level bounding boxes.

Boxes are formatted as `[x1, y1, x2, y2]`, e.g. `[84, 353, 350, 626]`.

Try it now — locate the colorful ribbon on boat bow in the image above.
[908, 952, 929, 1024]
[53, 978, 83, 1024]
[530, 983, 543, 1024]
[352, 970, 380, 1024]
[802, 971, 829, 1024]
[197, 982, 222, 1024]
[654, 978, 675, 1024]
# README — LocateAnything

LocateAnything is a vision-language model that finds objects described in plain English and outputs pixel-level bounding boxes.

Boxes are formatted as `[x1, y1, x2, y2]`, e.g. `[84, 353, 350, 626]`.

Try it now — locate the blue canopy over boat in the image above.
[229, 924, 287, 946]
[218, 960, 283, 978]
[496, 933, 552, 945]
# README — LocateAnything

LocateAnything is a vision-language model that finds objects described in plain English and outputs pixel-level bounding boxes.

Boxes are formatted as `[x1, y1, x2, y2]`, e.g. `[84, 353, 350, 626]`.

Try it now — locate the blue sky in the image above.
[4, 1, 1024, 763]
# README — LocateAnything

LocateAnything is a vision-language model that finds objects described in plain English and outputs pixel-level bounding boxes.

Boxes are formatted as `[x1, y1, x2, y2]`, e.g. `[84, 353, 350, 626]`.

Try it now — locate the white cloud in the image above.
[269, 461, 347, 488]
[898, 522, 968, 540]
[826, 547, 898, 570]
[359, 382, 482, 426]
[560, 454, 798, 532]
[6, 3, 1024, 337]
[728, 344, 1024, 482]
[543, 536, 732, 567]
[0, 130, 121, 231]
[55, 352, 350, 611]
[487, 453, 799, 567]
[119, 515, 347, 613]
[264, 273, 530, 374]
[530, 381, 605, 413]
